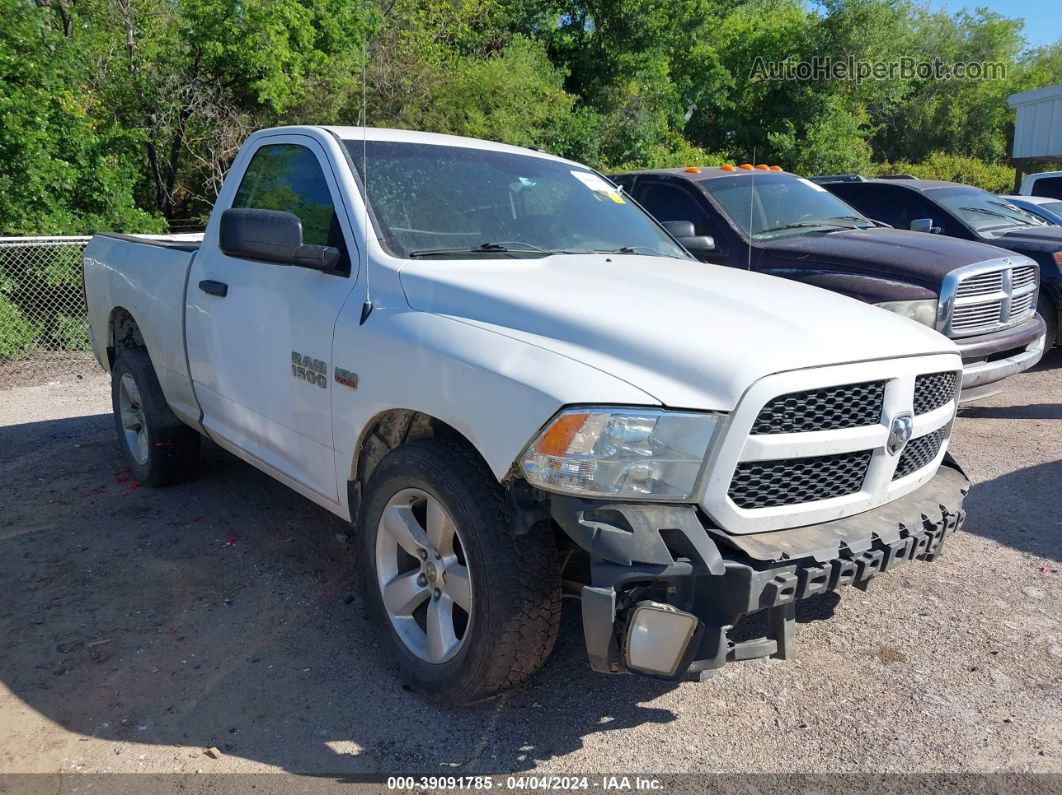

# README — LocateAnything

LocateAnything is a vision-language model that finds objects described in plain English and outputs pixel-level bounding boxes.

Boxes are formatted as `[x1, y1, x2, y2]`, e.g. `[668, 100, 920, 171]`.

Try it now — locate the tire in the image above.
[1038, 294, 1058, 350]
[357, 438, 561, 704]
[111, 346, 200, 486]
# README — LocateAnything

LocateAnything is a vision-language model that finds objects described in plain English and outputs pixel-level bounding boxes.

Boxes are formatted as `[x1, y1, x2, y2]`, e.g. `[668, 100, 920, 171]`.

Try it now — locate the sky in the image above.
[930, 0, 1061, 49]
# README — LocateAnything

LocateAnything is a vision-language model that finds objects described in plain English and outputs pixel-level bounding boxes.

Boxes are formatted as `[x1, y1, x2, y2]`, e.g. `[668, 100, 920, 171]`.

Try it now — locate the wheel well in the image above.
[107, 307, 146, 367]
[347, 410, 494, 525]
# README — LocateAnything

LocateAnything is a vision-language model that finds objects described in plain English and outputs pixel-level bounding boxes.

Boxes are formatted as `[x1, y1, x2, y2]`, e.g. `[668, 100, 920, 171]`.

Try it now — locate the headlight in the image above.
[519, 407, 720, 500]
[876, 299, 939, 328]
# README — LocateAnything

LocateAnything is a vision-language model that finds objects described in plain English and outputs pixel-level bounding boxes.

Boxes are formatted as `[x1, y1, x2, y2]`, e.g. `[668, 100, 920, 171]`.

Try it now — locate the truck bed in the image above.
[83, 233, 202, 425]
[96, 232, 203, 253]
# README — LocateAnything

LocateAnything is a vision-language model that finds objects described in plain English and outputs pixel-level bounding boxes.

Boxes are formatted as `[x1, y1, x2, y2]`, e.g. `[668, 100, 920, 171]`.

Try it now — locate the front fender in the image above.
[330, 304, 660, 500]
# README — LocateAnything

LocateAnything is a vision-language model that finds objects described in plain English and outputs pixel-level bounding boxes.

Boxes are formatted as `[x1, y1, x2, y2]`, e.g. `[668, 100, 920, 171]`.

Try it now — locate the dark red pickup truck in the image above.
[613, 167, 1046, 402]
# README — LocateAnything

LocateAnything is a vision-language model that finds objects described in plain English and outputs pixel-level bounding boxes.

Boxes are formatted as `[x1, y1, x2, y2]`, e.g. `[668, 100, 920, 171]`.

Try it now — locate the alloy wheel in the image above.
[375, 487, 473, 663]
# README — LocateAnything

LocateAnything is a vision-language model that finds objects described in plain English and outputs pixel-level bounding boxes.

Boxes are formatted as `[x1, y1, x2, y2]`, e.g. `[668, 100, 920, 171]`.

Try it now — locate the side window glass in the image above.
[638, 183, 712, 234]
[832, 185, 905, 227]
[1033, 176, 1062, 200]
[232, 144, 340, 248]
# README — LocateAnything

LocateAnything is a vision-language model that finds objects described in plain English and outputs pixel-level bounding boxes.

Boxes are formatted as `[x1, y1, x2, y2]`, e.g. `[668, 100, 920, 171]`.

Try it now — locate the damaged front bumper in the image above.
[549, 460, 970, 681]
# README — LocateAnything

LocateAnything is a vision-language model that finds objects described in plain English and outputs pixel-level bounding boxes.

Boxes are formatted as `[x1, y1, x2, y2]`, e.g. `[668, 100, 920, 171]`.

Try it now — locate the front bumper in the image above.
[550, 461, 970, 680]
[956, 315, 1046, 402]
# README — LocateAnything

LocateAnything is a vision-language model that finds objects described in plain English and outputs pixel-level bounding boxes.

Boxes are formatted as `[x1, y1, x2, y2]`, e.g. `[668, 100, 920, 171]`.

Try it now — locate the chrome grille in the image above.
[893, 427, 947, 480]
[1010, 291, 1036, 317]
[940, 259, 1039, 338]
[1012, 265, 1037, 289]
[952, 302, 1004, 331]
[913, 372, 958, 415]
[751, 381, 885, 435]
[956, 270, 1003, 297]
[728, 450, 872, 509]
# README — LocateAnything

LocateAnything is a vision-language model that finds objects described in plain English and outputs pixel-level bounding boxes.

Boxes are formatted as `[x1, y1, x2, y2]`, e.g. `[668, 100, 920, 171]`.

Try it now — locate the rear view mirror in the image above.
[220, 208, 341, 272]
[910, 218, 940, 234]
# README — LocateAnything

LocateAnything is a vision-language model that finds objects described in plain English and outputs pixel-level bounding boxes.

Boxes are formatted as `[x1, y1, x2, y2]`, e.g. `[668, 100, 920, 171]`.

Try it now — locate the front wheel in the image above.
[357, 439, 561, 704]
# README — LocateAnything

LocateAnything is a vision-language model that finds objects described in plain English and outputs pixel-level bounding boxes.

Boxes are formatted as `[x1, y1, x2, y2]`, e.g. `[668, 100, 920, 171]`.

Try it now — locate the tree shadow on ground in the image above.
[2, 405, 1052, 776]
[0, 414, 685, 775]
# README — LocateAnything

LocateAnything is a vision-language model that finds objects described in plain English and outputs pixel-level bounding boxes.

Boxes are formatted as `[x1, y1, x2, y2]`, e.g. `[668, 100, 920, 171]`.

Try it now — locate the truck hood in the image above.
[991, 225, 1062, 254]
[763, 227, 1012, 286]
[398, 254, 956, 410]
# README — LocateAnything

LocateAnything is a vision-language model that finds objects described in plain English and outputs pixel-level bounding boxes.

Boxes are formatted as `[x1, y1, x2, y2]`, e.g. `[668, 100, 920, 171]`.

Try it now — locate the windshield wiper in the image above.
[827, 215, 875, 227]
[408, 241, 553, 258]
[957, 206, 1034, 226]
[594, 245, 657, 255]
[592, 245, 686, 259]
[756, 221, 847, 235]
[985, 200, 1042, 225]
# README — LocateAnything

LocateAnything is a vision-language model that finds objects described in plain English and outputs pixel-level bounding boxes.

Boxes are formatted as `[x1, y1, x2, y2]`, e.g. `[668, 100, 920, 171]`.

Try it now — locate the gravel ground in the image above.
[0, 353, 1059, 778]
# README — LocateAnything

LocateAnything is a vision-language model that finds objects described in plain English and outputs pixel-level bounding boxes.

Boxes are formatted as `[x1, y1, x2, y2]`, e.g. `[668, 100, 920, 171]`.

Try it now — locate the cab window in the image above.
[233, 144, 342, 250]
[637, 182, 713, 235]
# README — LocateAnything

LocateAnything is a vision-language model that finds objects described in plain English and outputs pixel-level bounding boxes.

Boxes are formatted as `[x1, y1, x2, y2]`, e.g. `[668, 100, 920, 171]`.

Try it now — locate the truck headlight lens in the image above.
[876, 299, 938, 328]
[519, 408, 719, 500]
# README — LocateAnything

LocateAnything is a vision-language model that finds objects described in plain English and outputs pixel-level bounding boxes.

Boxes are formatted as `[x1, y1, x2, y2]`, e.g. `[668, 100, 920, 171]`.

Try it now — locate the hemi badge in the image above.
[335, 367, 359, 389]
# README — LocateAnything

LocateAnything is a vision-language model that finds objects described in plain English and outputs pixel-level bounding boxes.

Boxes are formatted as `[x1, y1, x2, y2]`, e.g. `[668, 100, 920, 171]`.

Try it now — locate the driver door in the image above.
[185, 135, 359, 502]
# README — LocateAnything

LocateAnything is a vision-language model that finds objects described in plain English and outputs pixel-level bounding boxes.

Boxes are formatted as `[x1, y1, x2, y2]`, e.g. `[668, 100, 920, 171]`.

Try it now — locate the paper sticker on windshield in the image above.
[571, 170, 626, 203]
[798, 177, 828, 192]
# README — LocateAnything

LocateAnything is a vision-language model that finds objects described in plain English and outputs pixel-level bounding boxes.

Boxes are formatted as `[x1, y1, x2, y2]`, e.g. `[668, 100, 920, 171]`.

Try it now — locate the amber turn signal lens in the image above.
[533, 412, 589, 456]
[684, 166, 701, 173]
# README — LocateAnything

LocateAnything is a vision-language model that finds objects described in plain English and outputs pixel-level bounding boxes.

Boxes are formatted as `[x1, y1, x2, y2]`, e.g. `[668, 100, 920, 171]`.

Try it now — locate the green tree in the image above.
[0, 0, 162, 234]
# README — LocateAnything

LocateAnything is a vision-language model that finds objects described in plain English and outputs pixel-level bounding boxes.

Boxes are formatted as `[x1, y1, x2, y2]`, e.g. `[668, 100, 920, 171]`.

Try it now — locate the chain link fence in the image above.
[0, 235, 201, 389]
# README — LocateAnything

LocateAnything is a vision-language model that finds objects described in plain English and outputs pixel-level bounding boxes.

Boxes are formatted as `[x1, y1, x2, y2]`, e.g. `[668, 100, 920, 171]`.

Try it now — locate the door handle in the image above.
[199, 279, 228, 297]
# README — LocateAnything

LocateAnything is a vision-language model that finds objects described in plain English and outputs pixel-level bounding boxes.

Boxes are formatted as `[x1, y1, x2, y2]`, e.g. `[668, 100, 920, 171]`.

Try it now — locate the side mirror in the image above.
[910, 218, 940, 234]
[662, 220, 696, 238]
[661, 220, 718, 257]
[679, 235, 717, 256]
[220, 208, 342, 272]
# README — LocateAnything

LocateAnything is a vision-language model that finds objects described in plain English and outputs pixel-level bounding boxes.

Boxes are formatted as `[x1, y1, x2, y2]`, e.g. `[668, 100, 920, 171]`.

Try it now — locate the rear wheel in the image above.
[357, 439, 561, 704]
[1038, 294, 1058, 350]
[111, 346, 200, 486]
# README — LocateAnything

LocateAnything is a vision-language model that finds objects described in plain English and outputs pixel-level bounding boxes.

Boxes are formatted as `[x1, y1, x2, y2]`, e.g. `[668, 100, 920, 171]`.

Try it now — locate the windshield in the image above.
[344, 140, 688, 260]
[699, 173, 874, 239]
[927, 187, 1047, 232]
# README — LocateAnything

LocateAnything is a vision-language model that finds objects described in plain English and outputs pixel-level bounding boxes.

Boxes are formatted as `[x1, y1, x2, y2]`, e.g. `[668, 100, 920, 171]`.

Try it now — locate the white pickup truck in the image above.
[83, 126, 970, 703]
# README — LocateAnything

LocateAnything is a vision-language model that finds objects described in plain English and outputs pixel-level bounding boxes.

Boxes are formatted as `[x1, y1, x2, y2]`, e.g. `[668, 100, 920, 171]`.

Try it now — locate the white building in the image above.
[1008, 83, 1062, 189]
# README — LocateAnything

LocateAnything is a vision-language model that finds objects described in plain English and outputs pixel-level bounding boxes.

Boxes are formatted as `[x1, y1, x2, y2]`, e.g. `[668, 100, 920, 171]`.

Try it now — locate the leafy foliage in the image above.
[0, 0, 1060, 233]
[873, 152, 1016, 193]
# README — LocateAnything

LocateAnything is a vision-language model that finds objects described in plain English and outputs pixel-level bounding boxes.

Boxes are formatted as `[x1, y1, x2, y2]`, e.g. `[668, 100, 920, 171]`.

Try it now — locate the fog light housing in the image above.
[624, 601, 701, 678]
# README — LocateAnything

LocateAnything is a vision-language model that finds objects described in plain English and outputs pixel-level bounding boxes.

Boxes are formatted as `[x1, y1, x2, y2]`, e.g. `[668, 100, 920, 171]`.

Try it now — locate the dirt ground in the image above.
[0, 353, 1059, 778]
